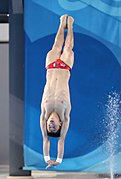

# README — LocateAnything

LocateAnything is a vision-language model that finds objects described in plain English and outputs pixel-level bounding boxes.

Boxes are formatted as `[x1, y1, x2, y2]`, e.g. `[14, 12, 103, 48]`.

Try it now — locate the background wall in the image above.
[0, 24, 9, 165]
[24, 0, 121, 172]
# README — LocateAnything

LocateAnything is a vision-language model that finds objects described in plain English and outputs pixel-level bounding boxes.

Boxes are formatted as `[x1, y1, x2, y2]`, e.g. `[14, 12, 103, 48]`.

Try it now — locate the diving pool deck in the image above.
[1, 166, 121, 179]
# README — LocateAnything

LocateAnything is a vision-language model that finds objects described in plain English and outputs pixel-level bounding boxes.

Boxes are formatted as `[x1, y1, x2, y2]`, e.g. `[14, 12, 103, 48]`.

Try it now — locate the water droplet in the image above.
[103, 91, 121, 178]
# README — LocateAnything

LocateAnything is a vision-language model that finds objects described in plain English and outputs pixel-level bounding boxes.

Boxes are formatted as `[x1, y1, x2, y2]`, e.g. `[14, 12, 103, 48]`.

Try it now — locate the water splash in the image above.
[104, 92, 121, 178]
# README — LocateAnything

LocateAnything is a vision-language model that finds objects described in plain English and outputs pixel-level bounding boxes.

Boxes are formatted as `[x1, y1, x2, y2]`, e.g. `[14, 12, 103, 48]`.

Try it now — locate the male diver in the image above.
[40, 14, 74, 169]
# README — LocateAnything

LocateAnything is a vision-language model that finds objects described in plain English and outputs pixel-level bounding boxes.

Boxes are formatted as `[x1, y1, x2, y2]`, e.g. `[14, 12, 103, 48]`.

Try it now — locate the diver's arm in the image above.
[57, 112, 70, 162]
[40, 114, 50, 162]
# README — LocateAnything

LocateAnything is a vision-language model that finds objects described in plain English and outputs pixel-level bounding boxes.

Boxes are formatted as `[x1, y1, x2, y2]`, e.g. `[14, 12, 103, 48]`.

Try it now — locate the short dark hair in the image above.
[46, 112, 62, 137]
[47, 126, 61, 138]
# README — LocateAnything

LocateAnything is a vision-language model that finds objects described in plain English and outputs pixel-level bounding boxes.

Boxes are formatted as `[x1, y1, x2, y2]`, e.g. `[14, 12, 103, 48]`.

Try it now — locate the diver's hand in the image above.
[53, 161, 60, 166]
[46, 160, 55, 169]
[46, 160, 59, 169]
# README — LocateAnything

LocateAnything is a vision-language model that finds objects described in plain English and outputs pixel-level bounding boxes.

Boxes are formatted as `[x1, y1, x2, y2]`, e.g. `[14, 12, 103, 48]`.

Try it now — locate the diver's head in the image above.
[46, 112, 62, 137]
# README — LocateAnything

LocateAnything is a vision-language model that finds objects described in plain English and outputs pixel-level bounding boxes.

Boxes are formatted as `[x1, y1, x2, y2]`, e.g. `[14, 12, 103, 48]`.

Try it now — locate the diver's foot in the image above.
[67, 16, 74, 28]
[60, 14, 68, 29]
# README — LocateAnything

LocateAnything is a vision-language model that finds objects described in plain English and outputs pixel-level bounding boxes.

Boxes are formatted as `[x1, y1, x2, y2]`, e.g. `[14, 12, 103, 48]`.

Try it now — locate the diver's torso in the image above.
[41, 69, 71, 122]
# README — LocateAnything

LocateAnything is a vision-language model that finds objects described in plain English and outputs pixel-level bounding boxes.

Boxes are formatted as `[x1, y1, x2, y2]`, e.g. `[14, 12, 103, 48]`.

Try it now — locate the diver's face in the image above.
[47, 113, 61, 133]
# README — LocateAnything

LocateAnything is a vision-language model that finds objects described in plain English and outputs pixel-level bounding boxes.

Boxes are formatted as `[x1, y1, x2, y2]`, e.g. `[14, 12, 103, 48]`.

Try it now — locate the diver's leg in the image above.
[60, 16, 74, 68]
[52, 14, 67, 50]
[46, 15, 68, 67]
[64, 16, 74, 50]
